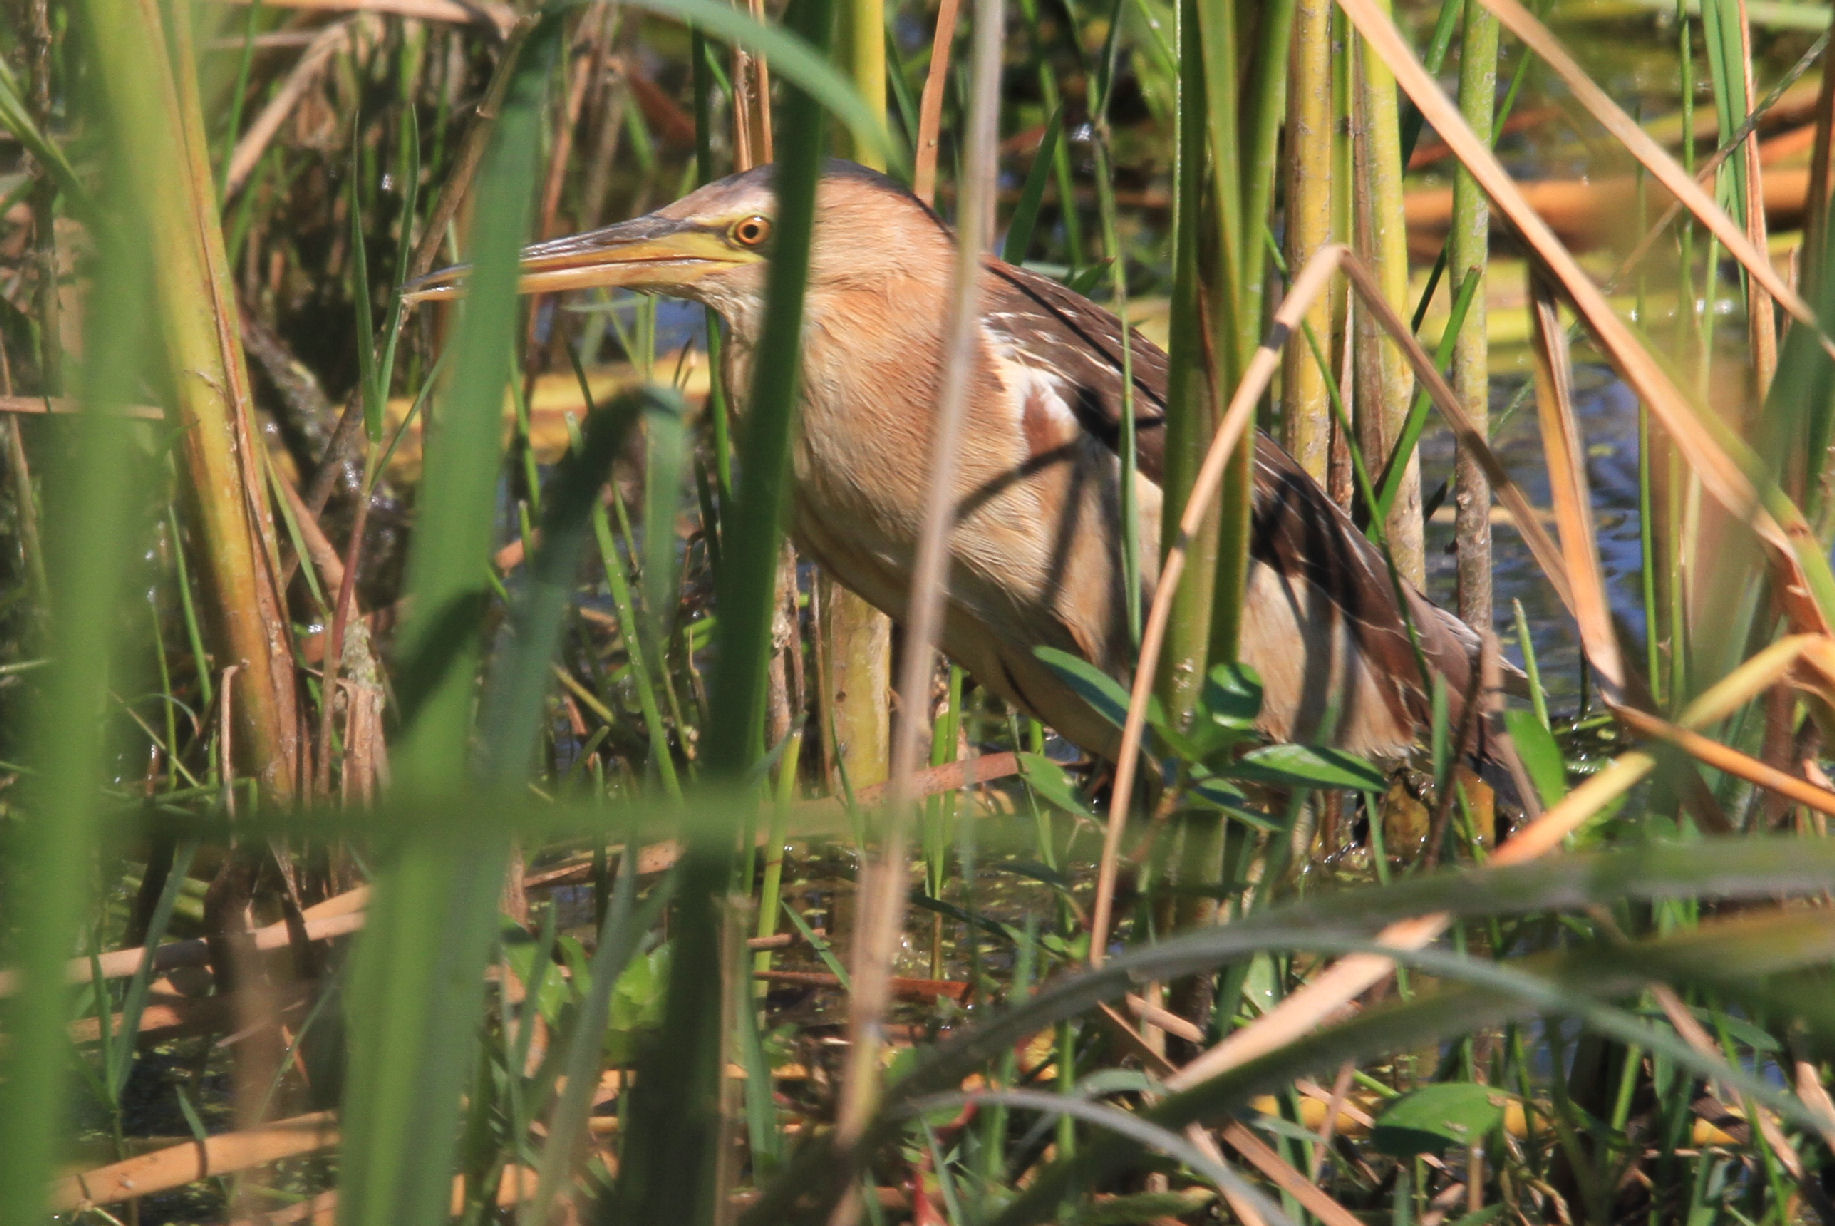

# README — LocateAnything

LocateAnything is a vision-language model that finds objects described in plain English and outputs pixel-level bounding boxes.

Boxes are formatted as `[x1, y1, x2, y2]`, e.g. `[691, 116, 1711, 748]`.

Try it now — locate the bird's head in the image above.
[405, 159, 952, 331]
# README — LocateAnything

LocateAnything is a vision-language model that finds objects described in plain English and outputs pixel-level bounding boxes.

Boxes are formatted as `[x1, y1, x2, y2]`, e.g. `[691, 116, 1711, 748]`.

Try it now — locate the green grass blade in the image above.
[0, 4, 161, 1215]
[338, 17, 561, 1226]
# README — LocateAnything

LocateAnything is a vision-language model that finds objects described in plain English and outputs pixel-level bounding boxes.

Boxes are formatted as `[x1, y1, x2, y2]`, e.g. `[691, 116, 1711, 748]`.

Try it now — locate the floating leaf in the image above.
[1371, 1083, 1509, 1159]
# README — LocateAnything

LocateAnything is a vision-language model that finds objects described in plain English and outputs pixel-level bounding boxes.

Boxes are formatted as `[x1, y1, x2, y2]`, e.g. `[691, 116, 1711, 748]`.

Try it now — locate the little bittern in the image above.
[412, 160, 1494, 764]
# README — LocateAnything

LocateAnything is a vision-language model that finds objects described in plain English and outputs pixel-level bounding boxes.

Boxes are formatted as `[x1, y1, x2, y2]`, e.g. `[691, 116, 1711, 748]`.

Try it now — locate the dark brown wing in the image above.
[983, 261, 1170, 483]
[983, 257, 1482, 738]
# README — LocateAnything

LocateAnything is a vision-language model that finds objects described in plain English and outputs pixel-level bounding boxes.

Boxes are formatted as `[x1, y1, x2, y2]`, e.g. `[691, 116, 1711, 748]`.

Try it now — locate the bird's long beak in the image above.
[402, 214, 742, 303]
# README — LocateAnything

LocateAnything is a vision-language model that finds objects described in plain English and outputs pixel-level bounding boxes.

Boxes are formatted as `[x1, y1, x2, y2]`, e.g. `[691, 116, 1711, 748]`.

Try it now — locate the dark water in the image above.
[1421, 365, 1647, 715]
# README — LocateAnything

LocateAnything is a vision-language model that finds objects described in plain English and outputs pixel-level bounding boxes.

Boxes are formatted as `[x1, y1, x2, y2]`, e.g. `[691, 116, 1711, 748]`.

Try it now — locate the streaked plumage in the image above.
[411, 160, 1491, 764]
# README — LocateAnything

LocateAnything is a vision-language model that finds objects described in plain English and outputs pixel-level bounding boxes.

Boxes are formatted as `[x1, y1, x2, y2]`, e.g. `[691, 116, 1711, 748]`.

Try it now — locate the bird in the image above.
[408, 159, 1496, 767]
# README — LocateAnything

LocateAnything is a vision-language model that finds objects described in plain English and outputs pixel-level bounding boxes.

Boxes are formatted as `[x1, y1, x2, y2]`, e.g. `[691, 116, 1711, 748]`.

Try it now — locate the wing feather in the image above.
[983, 256, 1485, 745]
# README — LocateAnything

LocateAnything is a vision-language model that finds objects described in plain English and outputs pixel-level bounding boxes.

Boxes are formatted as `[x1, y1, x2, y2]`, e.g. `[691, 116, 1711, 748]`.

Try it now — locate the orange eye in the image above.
[731, 215, 773, 248]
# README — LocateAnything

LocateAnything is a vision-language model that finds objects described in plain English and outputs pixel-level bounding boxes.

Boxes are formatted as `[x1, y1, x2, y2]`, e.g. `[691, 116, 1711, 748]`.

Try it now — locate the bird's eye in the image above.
[731, 215, 773, 248]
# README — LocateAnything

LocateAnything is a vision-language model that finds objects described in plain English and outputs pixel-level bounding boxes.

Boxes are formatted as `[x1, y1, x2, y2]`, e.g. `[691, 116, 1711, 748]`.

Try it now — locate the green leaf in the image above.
[1065, 261, 1111, 297]
[1370, 1083, 1509, 1159]
[1180, 775, 1280, 832]
[1019, 752, 1098, 817]
[606, 944, 672, 1062]
[1503, 707, 1567, 808]
[1200, 662, 1263, 732]
[1002, 107, 1064, 264]
[1033, 646, 1134, 731]
[499, 921, 571, 1024]
[1231, 744, 1386, 791]
[0, 56, 89, 215]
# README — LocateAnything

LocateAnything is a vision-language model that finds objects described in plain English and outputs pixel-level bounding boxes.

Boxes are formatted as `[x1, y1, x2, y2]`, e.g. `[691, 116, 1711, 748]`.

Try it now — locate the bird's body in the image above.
[412, 160, 1492, 763]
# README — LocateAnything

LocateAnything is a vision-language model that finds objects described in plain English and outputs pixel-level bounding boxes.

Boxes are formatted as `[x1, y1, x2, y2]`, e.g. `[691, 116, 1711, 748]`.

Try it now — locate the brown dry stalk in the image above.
[1219, 1120, 1366, 1226]
[49, 1111, 339, 1212]
[1527, 278, 1625, 693]
[212, 0, 514, 33]
[222, 17, 379, 201]
[1734, 1, 1779, 397]
[271, 457, 347, 594]
[1609, 704, 1835, 817]
[0, 887, 368, 996]
[67, 980, 321, 1046]
[0, 393, 162, 420]
[911, 0, 964, 205]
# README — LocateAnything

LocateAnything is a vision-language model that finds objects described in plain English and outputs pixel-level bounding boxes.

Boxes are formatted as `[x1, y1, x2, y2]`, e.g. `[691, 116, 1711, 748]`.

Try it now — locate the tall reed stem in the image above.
[818, 0, 894, 794]
[146, 5, 302, 796]
[1452, 0, 1499, 630]
[1355, 0, 1425, 587]
[1282, 0, 1336, 482]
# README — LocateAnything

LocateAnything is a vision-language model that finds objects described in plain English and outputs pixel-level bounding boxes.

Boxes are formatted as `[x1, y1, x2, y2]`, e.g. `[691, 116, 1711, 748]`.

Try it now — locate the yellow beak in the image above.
[402, 215, 746, 303]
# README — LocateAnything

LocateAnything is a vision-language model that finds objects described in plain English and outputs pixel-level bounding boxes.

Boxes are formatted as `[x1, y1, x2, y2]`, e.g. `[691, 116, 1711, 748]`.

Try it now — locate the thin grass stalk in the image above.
[1280, 0, 1336, 482]
[1354, 0, 1425, 588]
[1735, 3, 1777, 399]
[1087, 26, 1144, 646]
[911, 0, 961, 203]
[1196, 0, 1257, 668]
[24, 0, 61, 411]
[830, 0, 1001, 1188]
[1701, 0, 1778, 396]
[0, 9, 159, 1214]
[1806, 47, 1835, 306]
[814, 0, 894, 795]
[337, 19, 559, 1226]
[1237, 1, 1294, 330]
[1092, 0, 1212, 953]
[1450, 0, 1498, 630]
[1207, 0, 1286, 667]
[701, 33, 826, 779]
